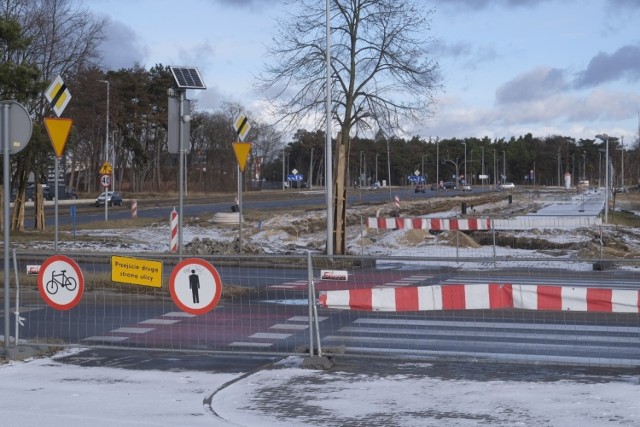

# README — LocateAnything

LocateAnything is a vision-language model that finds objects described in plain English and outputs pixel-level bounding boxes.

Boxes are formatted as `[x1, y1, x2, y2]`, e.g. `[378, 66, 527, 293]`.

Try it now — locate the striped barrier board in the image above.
[318, 283, 640, 314]
[367, 217, 492, 231]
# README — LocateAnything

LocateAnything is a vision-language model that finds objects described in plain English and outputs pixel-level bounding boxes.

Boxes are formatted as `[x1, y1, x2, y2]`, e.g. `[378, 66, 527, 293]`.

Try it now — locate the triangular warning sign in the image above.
[232, 142, 252, 173]
[44, 117, 73, 158]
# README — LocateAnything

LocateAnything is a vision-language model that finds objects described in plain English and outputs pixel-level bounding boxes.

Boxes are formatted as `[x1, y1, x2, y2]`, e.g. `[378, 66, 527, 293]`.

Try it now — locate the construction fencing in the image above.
[2, 250, 640, 367]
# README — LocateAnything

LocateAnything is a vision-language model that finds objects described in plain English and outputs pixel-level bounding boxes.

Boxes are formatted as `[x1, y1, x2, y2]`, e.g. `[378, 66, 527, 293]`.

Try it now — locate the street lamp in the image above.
[375, 153, 379, 184]
[421, 153, 427, 182]
[619, 136, 624, 191]
[97, 79, 109, 221]
[596, 134, 609, 223]
[462, 143, 467, 186]
[481, 146, 484, 189]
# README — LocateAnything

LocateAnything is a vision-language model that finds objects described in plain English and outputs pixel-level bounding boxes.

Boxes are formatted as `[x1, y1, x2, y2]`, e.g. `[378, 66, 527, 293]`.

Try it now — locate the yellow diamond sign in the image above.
[44, 117, 73, 158]
[45, 75, 71, 117]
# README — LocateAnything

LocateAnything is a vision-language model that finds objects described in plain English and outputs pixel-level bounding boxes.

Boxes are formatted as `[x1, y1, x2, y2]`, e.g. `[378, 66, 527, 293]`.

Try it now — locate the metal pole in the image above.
[481, 146, 484, 189]
[463, 143, 467, 186]
[3, 103, 11, 351]
[502, 150, 506, 184]
[386, 138, 391, 198]
[54, 158, 59, 252]
[436, 138, 439, 191]
[178, 90, 185, 255]
[621, 136, 624, 190]
[605, 135, 609, 223]
[237, 165, 242, 253]
[325, 0, 333, 255]
[98, 80, 110, 221]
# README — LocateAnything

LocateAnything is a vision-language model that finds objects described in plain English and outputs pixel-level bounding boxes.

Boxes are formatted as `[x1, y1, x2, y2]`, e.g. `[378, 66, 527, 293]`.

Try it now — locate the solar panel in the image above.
[169, 66, 206, 89]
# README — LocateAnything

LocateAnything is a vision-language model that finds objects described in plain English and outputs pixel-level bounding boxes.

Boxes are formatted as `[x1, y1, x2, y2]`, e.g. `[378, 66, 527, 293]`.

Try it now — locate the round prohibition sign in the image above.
[100, 174, 111, 188]
[169, 258, 222, 315]
[38, 255, 84, 310]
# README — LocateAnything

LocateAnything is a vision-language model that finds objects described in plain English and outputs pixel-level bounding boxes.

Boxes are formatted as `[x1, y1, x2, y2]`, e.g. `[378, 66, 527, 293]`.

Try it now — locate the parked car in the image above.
[499, 182, 515, 190]
[443, 181, 457, 190]
[16, 185, 54, 201]
[461, 184, 472, 191]
[95, 191, 123, 207]
[414, 184, 426, 193]
[368, 182, 381, 190]
[64, 187, 78, 199]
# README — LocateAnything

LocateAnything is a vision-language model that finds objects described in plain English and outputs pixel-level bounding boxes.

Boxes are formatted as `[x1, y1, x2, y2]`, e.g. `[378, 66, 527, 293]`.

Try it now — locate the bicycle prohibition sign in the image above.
[38, 255, 84, 310]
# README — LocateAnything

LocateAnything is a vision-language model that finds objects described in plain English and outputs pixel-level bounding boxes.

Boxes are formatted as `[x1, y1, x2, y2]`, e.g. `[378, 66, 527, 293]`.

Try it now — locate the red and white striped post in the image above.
[170, 207, 179, 253]
[394, 195, 400, 209]
[131, 199, 137, 218]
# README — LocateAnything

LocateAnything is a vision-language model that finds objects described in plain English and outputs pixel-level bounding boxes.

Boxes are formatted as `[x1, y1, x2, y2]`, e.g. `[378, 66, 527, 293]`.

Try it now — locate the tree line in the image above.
[273, 130, 638, 191]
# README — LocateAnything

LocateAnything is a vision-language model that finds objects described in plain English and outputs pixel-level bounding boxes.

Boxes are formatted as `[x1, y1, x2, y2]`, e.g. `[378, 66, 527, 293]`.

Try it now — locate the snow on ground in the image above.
[22, 189, 640, 273]
[1, 349, 640, 426]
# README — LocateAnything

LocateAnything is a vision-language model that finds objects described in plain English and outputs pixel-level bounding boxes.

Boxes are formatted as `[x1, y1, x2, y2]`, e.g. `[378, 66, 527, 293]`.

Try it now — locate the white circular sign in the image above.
[100, 174, 111, 188]
[37, 255, 84, 310]
[169, 258, 222, 315]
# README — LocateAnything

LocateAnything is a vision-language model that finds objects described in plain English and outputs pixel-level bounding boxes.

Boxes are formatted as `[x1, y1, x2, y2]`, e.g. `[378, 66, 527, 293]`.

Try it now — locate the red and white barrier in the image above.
[367, 217, 492, 231]
[131, 199, 137, 218]
[170, 208, 178, 253]
[318, 283, 640, 314]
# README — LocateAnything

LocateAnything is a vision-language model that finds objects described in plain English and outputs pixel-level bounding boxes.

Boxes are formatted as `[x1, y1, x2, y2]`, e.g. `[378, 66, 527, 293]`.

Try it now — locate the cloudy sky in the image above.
[84, 0, 640, 142]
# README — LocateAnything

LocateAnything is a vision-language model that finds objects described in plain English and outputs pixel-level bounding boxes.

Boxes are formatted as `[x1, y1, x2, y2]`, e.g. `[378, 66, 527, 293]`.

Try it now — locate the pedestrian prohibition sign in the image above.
[37, 255, 84, 310]
[169, 258, 222, 315]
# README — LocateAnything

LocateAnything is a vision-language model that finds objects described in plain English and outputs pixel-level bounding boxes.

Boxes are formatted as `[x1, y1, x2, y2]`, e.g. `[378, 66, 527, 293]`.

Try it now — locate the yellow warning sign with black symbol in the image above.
[99, 161, 112, 175]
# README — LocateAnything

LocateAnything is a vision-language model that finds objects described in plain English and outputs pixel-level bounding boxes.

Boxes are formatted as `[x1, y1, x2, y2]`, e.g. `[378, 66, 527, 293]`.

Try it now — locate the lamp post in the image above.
[375, 153, 379, 184]
[98, 79, 109, 221]
[436, 137, 439, 191]
[463, 143, 467, 186]
[620, 136, 624, 191]
[596, 134, 609, 223]
[481, 146, 484, 189]
[502, 150, 506, 184]
[421, 153, 427, 182]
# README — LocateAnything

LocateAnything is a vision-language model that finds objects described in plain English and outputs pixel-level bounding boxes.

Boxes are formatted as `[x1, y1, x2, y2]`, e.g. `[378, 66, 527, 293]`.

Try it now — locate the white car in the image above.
[499, 182, 515, 190]
[461, 184, 472, 191]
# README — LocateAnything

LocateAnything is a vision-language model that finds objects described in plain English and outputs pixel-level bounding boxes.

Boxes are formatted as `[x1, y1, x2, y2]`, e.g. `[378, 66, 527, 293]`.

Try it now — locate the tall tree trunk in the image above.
[332, 132, 349, 254]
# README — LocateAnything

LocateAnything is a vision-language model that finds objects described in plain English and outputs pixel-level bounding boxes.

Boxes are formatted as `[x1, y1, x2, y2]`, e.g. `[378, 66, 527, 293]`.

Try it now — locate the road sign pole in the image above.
[178, 90, 185, 257]
[54, 157, 59, 252]
[237, 166, 243, 254]
[3, 103, 10, 351]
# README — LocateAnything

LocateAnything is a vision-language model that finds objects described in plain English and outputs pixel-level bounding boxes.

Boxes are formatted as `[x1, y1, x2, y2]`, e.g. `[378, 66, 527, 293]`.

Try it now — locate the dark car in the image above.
[443, 181, 457, 190]
[414, 184, 426, 193]
[95, 191, 123, 207]
[12, 185, 54, 202]
[64, 187, 78, 199]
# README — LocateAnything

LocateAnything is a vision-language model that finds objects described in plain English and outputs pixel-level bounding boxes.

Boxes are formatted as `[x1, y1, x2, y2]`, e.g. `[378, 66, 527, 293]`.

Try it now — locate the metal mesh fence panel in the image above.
[3, 251, 640, 367]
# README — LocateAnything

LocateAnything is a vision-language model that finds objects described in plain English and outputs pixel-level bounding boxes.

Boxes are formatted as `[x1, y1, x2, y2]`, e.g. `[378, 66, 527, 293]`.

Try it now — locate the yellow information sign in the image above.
[44, 117, 73, 158]
[232, 142, 252, 173]
[111, 255, 163, 288]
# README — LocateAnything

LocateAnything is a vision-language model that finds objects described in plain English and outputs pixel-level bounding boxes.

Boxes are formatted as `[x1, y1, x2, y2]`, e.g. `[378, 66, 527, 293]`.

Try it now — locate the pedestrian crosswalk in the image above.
[268, 275, 434, 291]
[319, 316, 640, 367]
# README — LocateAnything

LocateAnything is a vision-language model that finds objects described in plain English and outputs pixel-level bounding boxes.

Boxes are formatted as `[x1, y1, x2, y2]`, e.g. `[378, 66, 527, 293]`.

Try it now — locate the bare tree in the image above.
[257, 0, 441, 253]
[2, 0, 105, 229]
